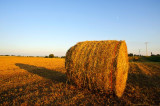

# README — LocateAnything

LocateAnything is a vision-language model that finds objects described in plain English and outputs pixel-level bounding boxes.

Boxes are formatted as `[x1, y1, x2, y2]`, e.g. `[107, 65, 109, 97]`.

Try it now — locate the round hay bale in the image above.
[65, 40, 129, 97]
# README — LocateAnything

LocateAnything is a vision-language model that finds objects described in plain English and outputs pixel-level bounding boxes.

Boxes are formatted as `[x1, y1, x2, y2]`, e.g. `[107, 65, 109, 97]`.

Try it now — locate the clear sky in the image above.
[0, 0, 160, 56]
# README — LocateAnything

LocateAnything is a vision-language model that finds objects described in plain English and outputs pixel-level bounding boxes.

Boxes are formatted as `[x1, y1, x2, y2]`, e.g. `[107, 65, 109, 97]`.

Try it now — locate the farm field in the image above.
[0, 56, 160, 105]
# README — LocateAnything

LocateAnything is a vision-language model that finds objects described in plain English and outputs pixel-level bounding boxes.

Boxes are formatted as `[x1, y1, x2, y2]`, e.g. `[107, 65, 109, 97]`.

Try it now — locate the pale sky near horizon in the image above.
[0, 0, 160, 56]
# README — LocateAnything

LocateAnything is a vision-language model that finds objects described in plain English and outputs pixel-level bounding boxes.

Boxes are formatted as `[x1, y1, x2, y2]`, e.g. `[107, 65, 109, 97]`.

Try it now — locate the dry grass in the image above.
[65, 40, 129, 97]
[0, 56, 160, 105]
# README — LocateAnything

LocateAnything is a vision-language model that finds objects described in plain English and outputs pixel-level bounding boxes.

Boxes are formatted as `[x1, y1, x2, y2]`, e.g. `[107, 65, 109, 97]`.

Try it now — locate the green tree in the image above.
[44, 56, 48, 58]
[61, 56, 66, 58]
[49, 54, 54, 58]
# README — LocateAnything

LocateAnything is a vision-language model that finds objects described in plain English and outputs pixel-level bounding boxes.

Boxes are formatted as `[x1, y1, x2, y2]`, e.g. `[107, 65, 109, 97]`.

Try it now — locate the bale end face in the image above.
[115, 41, 129, 97]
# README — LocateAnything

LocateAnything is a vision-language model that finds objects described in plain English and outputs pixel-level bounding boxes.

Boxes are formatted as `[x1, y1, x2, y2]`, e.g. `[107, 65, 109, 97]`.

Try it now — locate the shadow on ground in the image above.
[127, 63, 160, 88]
[128, 73, 160, 88]
[15, 63, 66, 83]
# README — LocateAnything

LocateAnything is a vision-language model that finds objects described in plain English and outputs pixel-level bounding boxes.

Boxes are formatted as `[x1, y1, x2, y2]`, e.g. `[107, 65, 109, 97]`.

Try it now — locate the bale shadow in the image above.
[123, 64, 160, 105]
[127, 65, 160, 88]
[127, 73, 158, 88]
[15, 63, 66, 83]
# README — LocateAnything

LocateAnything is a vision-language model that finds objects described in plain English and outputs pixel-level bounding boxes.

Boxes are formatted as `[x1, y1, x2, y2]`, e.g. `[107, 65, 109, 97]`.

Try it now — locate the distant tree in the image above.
[61, 56, 66, 58]
[134, 54, 139, 56]
[151, 52, 156, 56]
[128, 53, 133, 56]
[49, 54, 54, 58]
[45, 56, 48, 58]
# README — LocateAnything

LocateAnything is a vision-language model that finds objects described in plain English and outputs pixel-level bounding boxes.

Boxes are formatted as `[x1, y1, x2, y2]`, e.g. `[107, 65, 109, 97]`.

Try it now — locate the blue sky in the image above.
[0, 0, 160, 56]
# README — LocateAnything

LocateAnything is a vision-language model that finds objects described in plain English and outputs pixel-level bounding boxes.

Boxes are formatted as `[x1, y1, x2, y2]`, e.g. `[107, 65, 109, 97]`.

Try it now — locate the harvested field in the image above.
[0, 56, 160, 105]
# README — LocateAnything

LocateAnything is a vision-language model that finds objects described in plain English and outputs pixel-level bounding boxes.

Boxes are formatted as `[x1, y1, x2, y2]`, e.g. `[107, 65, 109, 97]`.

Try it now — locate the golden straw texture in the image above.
[65, 40, 129, 97]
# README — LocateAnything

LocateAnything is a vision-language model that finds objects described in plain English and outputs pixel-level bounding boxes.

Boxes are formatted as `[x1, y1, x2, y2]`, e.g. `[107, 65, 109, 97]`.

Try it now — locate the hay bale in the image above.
[65, 40, 129, 97]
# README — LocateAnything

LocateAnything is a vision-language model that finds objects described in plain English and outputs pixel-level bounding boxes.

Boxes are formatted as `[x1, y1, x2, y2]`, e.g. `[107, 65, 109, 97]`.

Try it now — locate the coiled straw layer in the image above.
[65, 40, 129, 97]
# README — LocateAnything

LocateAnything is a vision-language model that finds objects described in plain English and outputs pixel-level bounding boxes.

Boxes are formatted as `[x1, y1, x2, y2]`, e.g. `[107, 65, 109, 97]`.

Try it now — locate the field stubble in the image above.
[0, 56, 160, 105]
